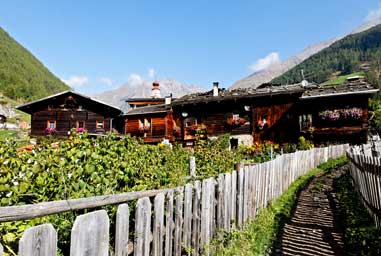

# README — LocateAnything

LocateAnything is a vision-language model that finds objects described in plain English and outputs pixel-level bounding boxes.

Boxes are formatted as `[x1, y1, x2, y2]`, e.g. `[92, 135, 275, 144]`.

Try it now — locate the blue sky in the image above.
[0, 1, 380, 94]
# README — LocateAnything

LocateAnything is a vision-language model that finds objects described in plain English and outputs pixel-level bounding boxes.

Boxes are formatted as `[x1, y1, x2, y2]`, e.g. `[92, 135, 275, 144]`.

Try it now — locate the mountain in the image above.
[230, 38, 336, 89]
[271, 24, 381, 86]
[230, 18, 381, 89]
[0, 27, 69, 102]
[94, 78, 207, 112]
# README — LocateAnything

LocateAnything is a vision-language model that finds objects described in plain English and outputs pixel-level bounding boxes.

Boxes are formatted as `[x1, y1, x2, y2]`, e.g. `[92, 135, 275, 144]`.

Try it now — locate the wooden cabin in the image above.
[17, 91, 122, 137]
[123, 104, 176, 143]
[171, 83, 305, 146]
[297, 78, 378, 144]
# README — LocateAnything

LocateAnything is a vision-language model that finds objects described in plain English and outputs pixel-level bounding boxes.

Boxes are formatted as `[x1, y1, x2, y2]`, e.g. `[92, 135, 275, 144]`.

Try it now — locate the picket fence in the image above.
[0, 144, 348, 256]
[347, 142, 381, 227]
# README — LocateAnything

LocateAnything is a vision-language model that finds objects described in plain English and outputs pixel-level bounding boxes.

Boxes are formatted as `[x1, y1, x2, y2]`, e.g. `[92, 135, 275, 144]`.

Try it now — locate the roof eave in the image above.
[300, 89, 379, 100]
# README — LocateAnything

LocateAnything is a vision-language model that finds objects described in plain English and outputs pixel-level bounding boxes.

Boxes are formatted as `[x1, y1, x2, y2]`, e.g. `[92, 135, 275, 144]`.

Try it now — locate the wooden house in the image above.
[171, 82, 305, 147]
[17, 91, 123, 137]
[124, 78, 378, 146]
[123, 103, 176, 143]
[123, 81, 176, 143]
[297, 77, 378, 144]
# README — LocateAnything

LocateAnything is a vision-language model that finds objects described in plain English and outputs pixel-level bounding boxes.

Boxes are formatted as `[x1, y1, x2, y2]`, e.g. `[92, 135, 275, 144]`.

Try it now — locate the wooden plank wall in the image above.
[31, 110, 110, 136]
[0, 144, 349, 256]
[347, 145, 381, 227]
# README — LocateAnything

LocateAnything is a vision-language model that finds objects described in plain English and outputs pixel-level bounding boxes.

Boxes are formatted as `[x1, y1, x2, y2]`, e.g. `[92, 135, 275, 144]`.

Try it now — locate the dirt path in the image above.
[271, 165, 348, 256]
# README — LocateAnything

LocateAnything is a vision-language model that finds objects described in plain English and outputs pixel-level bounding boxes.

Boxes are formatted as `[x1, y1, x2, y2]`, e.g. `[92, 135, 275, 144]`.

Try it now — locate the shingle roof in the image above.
[172, 84, 305, 105]
[124, 104, 171, 116]
[301, 79, 378, 99]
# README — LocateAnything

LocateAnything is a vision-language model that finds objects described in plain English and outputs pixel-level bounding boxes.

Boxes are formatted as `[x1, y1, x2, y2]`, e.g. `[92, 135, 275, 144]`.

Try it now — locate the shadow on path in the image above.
[270, 166, 348, 256]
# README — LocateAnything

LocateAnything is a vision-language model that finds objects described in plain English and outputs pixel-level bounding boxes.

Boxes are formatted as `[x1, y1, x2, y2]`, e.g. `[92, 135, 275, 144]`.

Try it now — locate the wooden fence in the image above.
[347, 143, 381, 227]
[0, 144, 348, 256]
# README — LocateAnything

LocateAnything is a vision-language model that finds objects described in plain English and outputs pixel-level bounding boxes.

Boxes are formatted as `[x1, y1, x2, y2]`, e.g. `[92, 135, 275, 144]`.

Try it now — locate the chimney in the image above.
[213, 82, 219, 97]
[151, 81, 161, 98]
[165, 93, 172, 105]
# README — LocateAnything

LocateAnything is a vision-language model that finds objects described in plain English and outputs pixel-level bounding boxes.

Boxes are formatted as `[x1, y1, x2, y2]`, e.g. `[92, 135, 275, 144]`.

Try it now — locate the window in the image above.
[299, 114, 313, 131]
[96, 120, 104, 129]
[76, 121, 85, 128]
[139, 118, 151, 132]
[232, 114, 240, 121]
[47, 120, 56, 129]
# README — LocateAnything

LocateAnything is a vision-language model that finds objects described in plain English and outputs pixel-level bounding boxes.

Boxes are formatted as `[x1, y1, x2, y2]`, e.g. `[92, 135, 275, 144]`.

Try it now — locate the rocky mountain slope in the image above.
[230, 38, 336, 89]
[230, 17, 381, 89]
[94, 78, 206, 112]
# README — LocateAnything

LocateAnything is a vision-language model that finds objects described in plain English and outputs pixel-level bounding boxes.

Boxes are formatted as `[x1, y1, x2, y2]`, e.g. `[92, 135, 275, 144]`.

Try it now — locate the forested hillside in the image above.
[0, 27, 69, 102]
[271, 25, 381, 87]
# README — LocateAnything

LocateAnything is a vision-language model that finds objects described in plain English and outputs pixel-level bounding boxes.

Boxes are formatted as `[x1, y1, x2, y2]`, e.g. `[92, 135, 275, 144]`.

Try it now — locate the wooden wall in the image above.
[31, 110, 111, 137]
[125, 112, 175, 143]
[297, 95, 369, 144]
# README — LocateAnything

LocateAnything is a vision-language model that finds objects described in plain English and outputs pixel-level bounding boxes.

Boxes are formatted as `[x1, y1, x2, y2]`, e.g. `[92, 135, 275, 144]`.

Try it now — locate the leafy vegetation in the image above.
[272, 25, 381, 86]
[211, 156, 348, 256]
[0, 133, 241, 254]
[0, 26, 69, 102]
[336, 170, 381, 256]
[0, 133, 316, 254]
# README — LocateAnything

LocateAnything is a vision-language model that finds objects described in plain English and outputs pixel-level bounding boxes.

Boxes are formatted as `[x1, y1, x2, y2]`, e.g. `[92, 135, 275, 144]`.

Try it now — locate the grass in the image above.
[320, 71, 365, 86]
[0, 130, 19, 140]
[211, 156, 348, 256]
[336, 170, 381, 256]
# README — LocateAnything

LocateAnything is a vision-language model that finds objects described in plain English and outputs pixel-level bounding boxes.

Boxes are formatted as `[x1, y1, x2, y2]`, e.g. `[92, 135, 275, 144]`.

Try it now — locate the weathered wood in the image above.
[183, 184, 193, 250]
[153, 193, 165, 256]
[115, 204, 130, 256]
[231, 170, 237, 228]
[134, 197, 152, 256]
[224, 172, 232, 230]
[173, 188, 184, 256]
[237, 168, 244, 228]
[243, 166, 250, 223]
[165, 190, 174, 256]
[19, 224, 57, 256]
[192, 180, 201, 256]
[200, 178, 212, 254]
[0, 189, 170, 222]
[347, 144, 381, 227]
[70, 210, 109, 256]
[0, 243, 2, 256]
[216, 174, 224, 229]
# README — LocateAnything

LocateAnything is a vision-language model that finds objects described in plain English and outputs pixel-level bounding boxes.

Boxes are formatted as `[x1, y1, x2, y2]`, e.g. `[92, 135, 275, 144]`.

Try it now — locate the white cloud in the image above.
[98, 77, 114, 87]
[148, 68, 156, 79]
[249, 52, 281, 73]
[127, 73, 143, 87]
[365, 7, 381, 22]
[62, 75, 89, 88]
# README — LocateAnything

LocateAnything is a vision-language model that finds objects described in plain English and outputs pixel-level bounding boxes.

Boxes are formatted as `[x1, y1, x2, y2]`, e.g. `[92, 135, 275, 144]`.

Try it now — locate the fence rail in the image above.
[0, 144, 348, 256]
[347, 144, 381, 227]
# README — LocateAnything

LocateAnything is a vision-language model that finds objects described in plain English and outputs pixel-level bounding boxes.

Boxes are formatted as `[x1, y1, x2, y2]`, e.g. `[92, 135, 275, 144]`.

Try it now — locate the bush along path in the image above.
[271, 163, 381, 256]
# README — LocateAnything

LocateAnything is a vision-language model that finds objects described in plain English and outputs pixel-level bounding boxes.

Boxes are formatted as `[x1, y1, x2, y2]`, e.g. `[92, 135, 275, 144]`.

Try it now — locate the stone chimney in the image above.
[151, 81, 161, 98]
[165, 94, 172, 105]
[213, 82, 219, 97]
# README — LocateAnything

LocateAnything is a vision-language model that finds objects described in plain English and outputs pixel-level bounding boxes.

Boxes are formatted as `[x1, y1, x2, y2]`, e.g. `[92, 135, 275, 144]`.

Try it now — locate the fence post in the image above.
[153, 193, 165, 256]
[70, 210, 109, 256]
[134, 198, 152, 256]
[115, 204, 130, 256]
[19, 224, 57, 256]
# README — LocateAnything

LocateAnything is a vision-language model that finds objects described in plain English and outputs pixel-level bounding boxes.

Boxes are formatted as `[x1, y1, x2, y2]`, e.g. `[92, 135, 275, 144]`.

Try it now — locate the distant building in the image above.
[17, 91, 122, 137]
